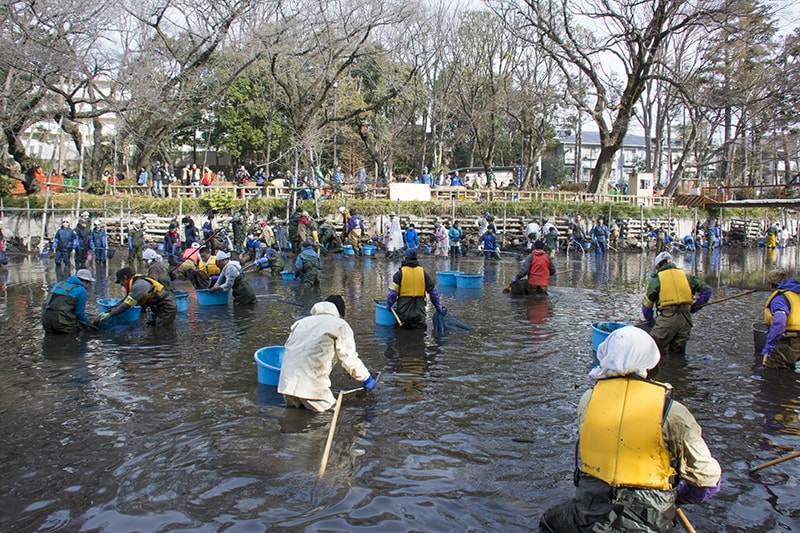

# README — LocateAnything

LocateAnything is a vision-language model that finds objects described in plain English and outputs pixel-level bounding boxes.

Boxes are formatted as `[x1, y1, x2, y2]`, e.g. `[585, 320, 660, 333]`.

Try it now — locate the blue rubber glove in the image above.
[510, 276, 518, 284]
[363, 376, 376, 391]
[642, 304, 654, 322]
[676, 480, 721, 504]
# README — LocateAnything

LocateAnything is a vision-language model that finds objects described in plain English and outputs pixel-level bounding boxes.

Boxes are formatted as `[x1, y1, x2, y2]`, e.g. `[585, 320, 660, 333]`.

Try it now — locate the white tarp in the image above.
[389, 183, 432, 202]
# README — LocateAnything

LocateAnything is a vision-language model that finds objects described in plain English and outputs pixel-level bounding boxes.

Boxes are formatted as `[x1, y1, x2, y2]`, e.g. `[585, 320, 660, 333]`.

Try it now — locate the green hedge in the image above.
[0, 192, 779, 222]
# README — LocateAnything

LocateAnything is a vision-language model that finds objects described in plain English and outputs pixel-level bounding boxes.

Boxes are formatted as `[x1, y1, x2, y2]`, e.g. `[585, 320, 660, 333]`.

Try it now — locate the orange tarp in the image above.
[13, 172, 65, 194]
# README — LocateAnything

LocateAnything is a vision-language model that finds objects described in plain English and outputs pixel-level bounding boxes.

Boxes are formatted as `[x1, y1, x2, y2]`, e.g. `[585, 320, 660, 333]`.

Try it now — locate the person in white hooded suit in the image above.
[278, 295, 376, 412]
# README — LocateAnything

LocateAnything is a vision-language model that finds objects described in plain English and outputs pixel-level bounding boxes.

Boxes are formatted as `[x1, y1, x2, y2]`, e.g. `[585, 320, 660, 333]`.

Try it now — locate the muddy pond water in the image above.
[1, 246, 799, 532]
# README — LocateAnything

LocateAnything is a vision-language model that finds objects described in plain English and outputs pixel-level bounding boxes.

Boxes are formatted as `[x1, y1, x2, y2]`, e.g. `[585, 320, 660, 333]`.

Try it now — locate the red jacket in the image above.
[528, 250, 555, 286]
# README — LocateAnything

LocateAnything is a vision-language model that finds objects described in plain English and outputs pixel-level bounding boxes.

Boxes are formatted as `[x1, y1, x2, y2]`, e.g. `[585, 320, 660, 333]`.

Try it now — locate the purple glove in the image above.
[642, 304, 654, 322]
[677, 480, 721, 504]
[429, 287, 444, 313]
[511, 276, 518, 284]
[691, 288, 712, 313]
[386, 288, 399, 308]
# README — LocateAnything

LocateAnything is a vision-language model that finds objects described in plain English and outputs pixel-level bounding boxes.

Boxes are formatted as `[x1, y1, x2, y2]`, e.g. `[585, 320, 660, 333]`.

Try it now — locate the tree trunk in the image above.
[589, 145, 617, 194]
[664, 121, 698, 197]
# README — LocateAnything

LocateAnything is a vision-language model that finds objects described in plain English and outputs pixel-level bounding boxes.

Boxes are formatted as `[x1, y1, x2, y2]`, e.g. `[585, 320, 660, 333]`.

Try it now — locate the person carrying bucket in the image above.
[641, 251, 711, 355]
[761, 268, 800, 369]
[209, 251, 256, 306]
[97, 267, 177, 327]
[540, 326, 721, 532]
[278, 295, 376, 413]
[385, 248, 445, 329]
[41, 269, 97, 334]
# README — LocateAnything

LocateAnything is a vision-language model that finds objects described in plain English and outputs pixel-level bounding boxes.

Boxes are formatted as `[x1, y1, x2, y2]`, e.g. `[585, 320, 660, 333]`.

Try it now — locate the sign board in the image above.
[389, 183, 432, 202]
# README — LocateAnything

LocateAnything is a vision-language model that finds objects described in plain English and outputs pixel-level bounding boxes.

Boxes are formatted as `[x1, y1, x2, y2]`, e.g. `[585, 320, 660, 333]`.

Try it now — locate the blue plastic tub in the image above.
[362, 245, 377, 256]
[423, 245, 432, 254]
[254, 346, 284, 386]
[174, 290, 189, 312]
[343, 245, 355, 256]
[590, 321, 629, 353]
[195, 288, 230, 306]
[455, 273, 483, 289]
[280, 270, 296, 281]
[97, 298, 141, 323]
[374, 301, 396, 326]
[437, 271, 462, 287]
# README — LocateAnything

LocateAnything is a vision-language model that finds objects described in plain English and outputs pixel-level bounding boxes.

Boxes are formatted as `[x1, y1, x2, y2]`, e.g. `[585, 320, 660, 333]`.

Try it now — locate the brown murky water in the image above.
[1, 245, 799, 532]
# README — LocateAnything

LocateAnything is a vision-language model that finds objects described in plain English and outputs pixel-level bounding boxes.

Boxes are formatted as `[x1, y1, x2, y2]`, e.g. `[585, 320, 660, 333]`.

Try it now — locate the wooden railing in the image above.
[105, 181, 670, 207]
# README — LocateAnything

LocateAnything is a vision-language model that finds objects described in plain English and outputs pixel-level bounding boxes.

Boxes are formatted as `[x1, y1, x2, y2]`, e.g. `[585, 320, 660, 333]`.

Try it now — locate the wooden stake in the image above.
[318, 391, 344, 479]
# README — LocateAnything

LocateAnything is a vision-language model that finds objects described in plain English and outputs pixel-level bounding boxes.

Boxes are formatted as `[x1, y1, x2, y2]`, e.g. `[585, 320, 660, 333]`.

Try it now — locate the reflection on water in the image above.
[2, 247, 800, 531]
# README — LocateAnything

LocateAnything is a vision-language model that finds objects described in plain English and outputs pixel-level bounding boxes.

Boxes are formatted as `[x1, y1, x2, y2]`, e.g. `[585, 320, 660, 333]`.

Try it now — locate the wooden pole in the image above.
[676, 508, 696, 533]
[749, 451, 800, 473]
[391, 307, 403, 327]
[697, 289, 756, 309]
[318, 391, 344, 479]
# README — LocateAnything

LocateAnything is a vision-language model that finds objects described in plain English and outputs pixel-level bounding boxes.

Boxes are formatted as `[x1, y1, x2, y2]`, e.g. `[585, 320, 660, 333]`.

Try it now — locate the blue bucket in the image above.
[195, 288, 230, 306]
[590, 321, 629, 353]
[254, 346, 284, 386]
[374, 301, 396, 326]
[455, 273, 483, 289]
[97, 298, 141, 323]
[362, 245, 376, 256]
[174, 290, 189, 312]
[437, 271, 462, 287]
[343, 245, 355, 256]
[423, 245, 432, 254]
[280, 270, 296, 281]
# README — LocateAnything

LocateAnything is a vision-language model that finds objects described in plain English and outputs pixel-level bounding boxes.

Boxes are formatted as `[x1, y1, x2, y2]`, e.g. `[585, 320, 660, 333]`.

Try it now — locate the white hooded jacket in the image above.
[278, 301, 370, 403]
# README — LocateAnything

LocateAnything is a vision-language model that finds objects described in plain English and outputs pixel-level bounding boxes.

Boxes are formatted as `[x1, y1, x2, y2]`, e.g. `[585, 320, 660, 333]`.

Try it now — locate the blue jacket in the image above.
[91, 228, 107, 250]
[481, 232, 498, 252]
[448, 226, 463, 244]
[404, 228, 419, 249]
[45, 276, 89, 324]
[54, 227, 77, 251]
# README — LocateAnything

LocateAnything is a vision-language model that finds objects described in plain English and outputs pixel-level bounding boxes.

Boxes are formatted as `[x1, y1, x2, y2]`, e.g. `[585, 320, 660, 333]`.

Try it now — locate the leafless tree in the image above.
[491, 0, 728, 194]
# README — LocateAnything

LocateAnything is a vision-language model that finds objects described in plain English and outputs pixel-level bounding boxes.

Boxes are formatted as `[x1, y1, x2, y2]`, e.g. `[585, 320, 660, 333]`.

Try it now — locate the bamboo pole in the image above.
[749, 451, 800, 473]
[676, 508, 696, 533]
[318, 391, 344, 479]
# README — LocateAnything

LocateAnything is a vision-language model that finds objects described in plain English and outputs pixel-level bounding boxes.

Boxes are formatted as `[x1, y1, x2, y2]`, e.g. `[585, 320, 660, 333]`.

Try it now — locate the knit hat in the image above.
[216, 251, 231, 261]
[405, 248, 418, 260]
[76, 269, 95, 282]
[325, 295, 346, 318]
[534, 240, 545, 250]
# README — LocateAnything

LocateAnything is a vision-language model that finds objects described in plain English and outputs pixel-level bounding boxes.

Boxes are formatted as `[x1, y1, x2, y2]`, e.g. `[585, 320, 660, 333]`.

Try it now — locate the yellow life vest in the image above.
[127, 274, 165, 307]
[399, 266, 426, 297]
[765, 290, 800, 331]
[657, 268, 693, 306]
[580, 378, 675, 490]
[199, 257, 220, 276]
